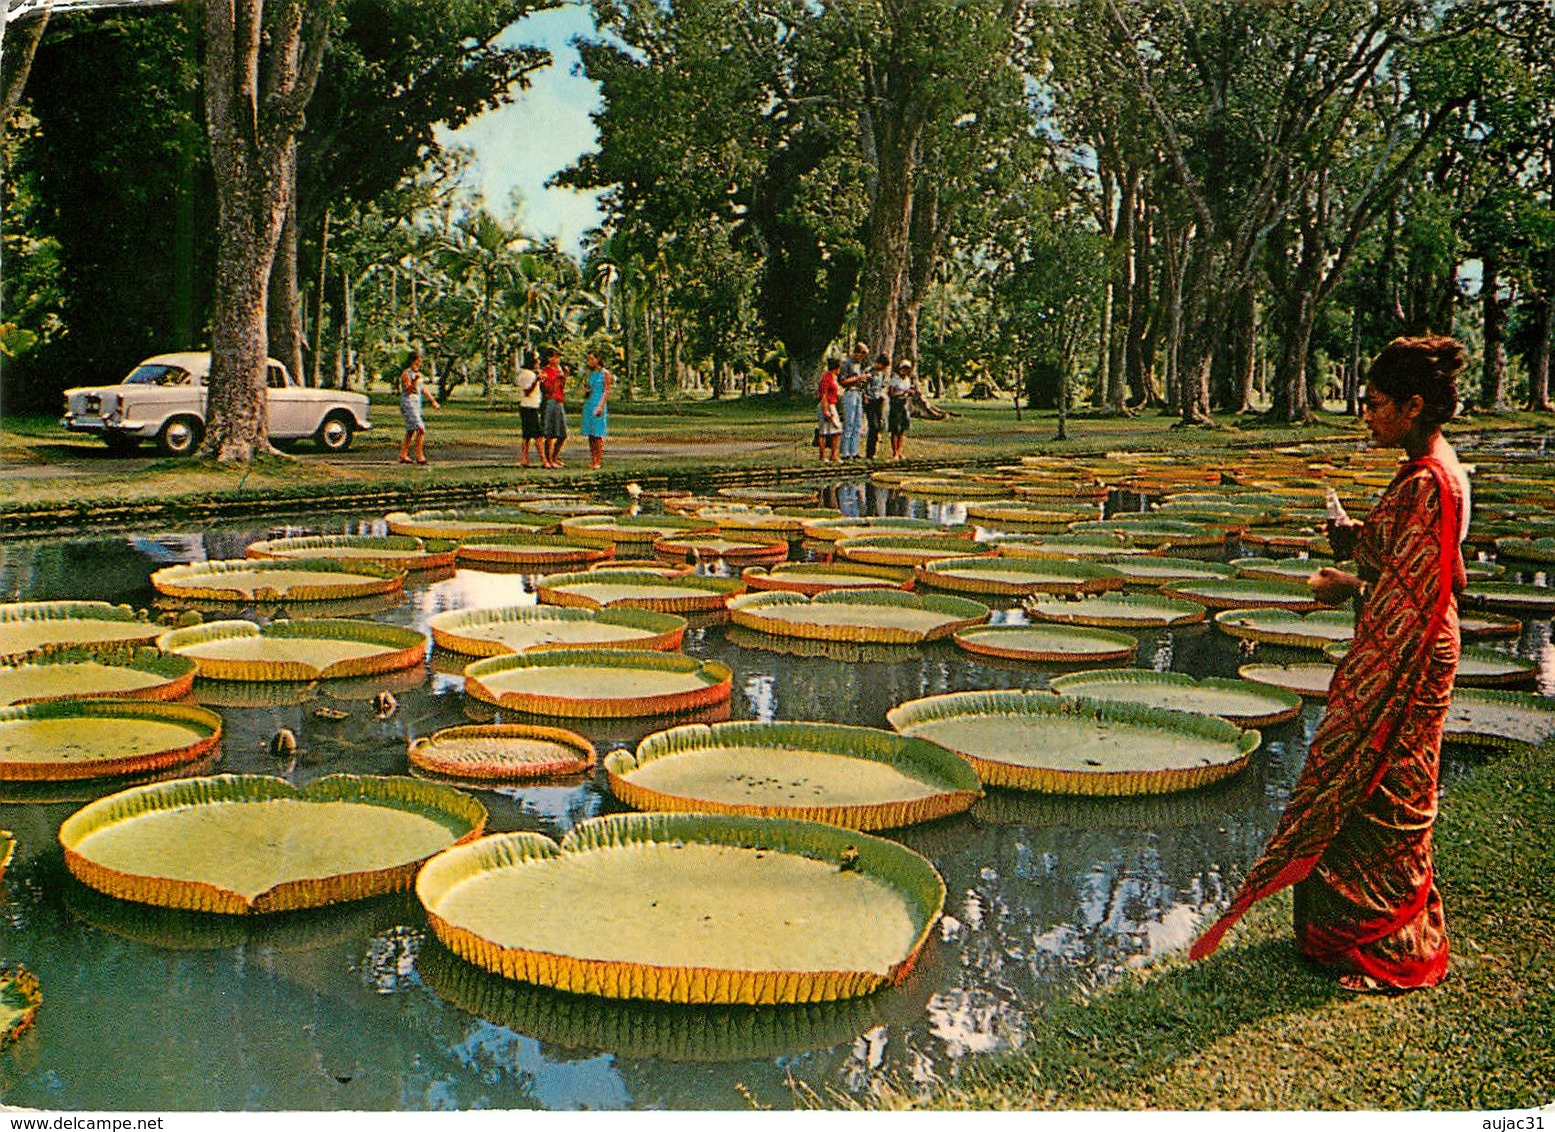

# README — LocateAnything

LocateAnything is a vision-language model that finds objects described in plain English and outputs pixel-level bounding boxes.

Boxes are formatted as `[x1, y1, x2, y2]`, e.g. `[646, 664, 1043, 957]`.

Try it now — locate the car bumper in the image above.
[60, 416, 155, 439]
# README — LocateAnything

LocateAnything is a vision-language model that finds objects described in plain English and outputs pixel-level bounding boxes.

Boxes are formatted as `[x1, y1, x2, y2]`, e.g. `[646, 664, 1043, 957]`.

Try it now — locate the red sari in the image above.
[1191, 456, 1465, 989]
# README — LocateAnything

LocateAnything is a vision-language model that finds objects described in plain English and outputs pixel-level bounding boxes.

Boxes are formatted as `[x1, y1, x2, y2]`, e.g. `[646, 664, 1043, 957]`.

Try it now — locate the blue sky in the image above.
[437, 3, 608, 256]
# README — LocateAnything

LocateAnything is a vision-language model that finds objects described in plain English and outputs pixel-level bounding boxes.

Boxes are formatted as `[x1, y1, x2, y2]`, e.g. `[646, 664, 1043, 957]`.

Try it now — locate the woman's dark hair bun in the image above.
[1365, 334, 1465, 426]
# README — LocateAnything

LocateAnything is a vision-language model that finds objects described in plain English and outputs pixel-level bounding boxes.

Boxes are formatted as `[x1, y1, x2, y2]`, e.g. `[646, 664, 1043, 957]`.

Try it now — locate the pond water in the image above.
[0, 479, 1547, 1111]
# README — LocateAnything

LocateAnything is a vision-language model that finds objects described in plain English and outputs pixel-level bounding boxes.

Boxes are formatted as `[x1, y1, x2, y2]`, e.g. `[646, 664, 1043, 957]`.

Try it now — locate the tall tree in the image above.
[202, 0, 331, 461]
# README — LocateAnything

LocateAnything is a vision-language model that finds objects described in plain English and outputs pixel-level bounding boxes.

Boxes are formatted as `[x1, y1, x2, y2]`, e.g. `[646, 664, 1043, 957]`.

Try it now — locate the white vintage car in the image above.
[60, 351, 373, 456]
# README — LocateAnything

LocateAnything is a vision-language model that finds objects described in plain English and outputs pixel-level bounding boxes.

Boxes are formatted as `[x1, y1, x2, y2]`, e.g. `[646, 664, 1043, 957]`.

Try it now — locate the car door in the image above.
[264, 363, 312, 438]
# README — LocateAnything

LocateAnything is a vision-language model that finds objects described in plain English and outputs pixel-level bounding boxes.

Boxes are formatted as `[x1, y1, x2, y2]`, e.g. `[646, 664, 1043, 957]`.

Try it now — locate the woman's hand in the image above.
[1308, 566, 1362, 605]
[1325, 517, 1362, 560]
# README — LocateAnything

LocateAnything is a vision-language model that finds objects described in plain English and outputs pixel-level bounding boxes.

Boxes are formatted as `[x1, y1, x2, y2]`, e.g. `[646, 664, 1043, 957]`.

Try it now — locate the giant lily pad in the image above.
[514, 499, 622, 518]
[429, 606, 686, 657]
[409, 723, 595, 781]
[800, 517, 963, 543]
[1049, 669, 1301, 727]
[1237, 662, 1336, 699]
[1066, 519, 1224, 550]
[454, 534, 614, 569]
[0, 699, 221, 781]
[1160, 577, 1324, 613]
[1442, 688, 1555, 751]
[244, 534, 456, 572]
[415, 812, 944, 1004]
[0, 967, 40, 1049]
[1230, 556, 1336, 582]
[1461, 582, 1555, 614]
[723, 625, 921, 666]
[715, 486, 821, 506]
[0, 601, 162, 662]
[728, 590, 989, 645]
[1214, 608, 1355, 650]
[653, 534, 790, 565]
[385, 509, 551, 539]
[895, 476, 1008, 499]
[693, 506, 840, 538]
[561, 515, 719, 547]
[741, 562, 914, 595]
[463, 650, 733, 717]
[993, 533, 1146, 560]
[1461, 611, 1523, 640]
[963, 501, 1101, 531]
[1098, 556, 1237, 586]
[157, 619, 427, 681]
[0, 647, 197, 706]
[606, 721, 982, 830]
[150, 559, 404, 602]
[915, 557, 1123, 597]
[835, 535, 993, 567]
[887, 691, 1258, 794]
[536, 570, 744, 613]
[60, 774, 487, 913]
[1492, 536, 1555, 565]
[1025, 592, 1206, 629]
[951, 623, 1139, 664]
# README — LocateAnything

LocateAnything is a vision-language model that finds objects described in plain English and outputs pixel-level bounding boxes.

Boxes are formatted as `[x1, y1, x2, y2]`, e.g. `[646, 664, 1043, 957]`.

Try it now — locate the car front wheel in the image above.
[314, 413, 355, 452]
[156, 416, 204, 457]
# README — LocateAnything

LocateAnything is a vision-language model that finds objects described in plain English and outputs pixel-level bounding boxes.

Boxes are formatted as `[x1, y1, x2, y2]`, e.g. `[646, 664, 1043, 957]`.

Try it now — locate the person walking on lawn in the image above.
[397, 352, 439, 465]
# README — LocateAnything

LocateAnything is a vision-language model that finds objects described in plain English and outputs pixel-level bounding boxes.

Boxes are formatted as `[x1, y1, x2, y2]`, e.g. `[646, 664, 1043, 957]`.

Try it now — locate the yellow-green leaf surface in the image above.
[416, 812, 943, 1003]
[994, 534, 1146, 560]
[835, 535, 991, 566]
[454, 534, 613, 568]
[61, 774, 487, 913]
[150, 558, 403, 601]
[428, 606, 685, 657]
[607, 720, 980, 829]
[1097, 556, 1238, 585]
[1049, 670, 1301, 727]
[1462, 582, 1555, 612]
[1236, 662, 1336, 698]
[728, 590, 989, 644]
[0, 650, 196, 706]
[385, 509, 552, 538]
[915, 557, 1123, 596]
[157, 619, 427, 680]
[1214, 607, 1355, 649]
[653, 535, 789, 563]
[464, 650, 732, 717]
[800, 517, 959, 543]
[951, 623, 1139, 664]
[888, 691, 1257, 794]
[0, 700, 221, 781]
[0, 601, 161, 661]
[1442, 688, 1555, 750]
[1159, 577, 1324, 612]
[537, 570, 742, 612]
[741, 562, 913, 594]
[410, 724, 595, 781]
[244, 535, 455, 571]
[1025, 592, 1206, 629]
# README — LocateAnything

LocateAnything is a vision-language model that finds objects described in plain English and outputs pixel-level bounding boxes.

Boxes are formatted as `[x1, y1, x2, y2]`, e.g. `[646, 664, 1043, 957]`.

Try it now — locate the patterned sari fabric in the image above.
[1191, 457, 1466, 988]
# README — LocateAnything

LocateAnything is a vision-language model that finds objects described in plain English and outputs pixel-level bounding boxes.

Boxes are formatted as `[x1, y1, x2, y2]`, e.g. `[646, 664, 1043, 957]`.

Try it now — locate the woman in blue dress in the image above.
[581, 350, 613, 469]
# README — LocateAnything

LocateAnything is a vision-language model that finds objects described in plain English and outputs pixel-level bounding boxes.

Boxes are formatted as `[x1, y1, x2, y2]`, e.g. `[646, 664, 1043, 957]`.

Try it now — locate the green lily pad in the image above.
[1322, 642, 1538, 689]
[740, 562, 914, 595]
[1049, 669, 1301, 727]
[0, 699, 222, 782]
[385, 509, 552, 538]
[915, 557, 1123, 597]
[454, 534, 615, 569]
[800, 517, 964, 543]
[157, 619, 427, 681]
[463, 649, 733, 718]
[150, 558, 404, 602]
[607, 720, 982, 830]
[835, 535, 992, 567]
[715, 486, 821, 505]
[1236, 662, 1336, 699]
[1230, 556, 1336, 582]
[1098, 556, 1238, 586]
[409, 723, 595, 781]
[1160, 577, 1324, 612]
[951, 623, 1139, 664]
[1460, 611, 1523, 640]
[1492, 536, 1555, 565]
[429, 606, 686, 657]
[60, 773, 488, 913]
[0, 647, 197, 706]
[993, 533, 1147, 560]
[1214, 608, 1355, 650]
[244, 534, 456, 572]
[561, 515, 720, 546]
[1461, 582, 1555, 613]
[536, 569, 744, 613]
[0, 601, 162, 662]
[1442, 688, 1555, 751]
[1024, 592, 1207, 629]
[963, 501, 1102, 531]
[653, 534, 790, 564]
[887, 690, 1258, 794]
[728, 590, 989, 644]
[1066, 519, 1224, 549]
[415, 812, 944, 1004]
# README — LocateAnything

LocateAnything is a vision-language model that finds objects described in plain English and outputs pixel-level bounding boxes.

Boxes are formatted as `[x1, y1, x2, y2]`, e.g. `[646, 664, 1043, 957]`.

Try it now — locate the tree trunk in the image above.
[1529, 247, 1555, 412]
[311, 209, 330, 388]
[0, 7, 48, 145]
[268, 181, 304, 384]
[1480, 251, 1506, 411]
[855, 121, 919, 359]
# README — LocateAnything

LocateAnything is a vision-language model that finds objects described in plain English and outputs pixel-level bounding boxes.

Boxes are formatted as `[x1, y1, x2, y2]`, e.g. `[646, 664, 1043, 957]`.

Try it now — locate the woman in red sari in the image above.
[1191, 335, 1471, 992]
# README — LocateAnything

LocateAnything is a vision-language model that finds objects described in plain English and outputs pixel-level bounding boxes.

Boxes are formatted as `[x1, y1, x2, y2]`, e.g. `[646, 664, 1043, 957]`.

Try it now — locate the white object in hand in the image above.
[1325, 488, 1350, 523]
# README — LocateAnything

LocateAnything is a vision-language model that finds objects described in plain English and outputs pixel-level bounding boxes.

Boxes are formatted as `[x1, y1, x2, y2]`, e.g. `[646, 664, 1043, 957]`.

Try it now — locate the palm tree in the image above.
[433, 207, 529, 394]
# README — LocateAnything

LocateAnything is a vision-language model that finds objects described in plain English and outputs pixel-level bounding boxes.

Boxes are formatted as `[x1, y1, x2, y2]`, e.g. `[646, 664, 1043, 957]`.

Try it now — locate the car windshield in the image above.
[123, 364, 190, 386]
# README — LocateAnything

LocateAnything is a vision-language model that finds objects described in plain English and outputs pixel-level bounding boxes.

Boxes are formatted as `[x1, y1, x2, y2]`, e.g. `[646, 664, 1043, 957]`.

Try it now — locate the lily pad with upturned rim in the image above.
[1321, 642, 1539, 689]
[1492, 536, 1555, 565]
[835, 535, 993, 567]
[60, 773, 488, 914]
[652, 534, 790, 565]
[740, 562, 914, 595]
[799, 517, 964, 543]
[0, 601, 162, 662]
[1236, 662, 1336, 699]
[0, 699, 222, 782]
[415, 812, 944, 1004]
[951, 623, 1139, 664]
[914, 557, 1124, 598]
[715, 486, 821, 506]
[993, 533, 1146, 560]
[560, 515, 720, 547]
[1097, 556, 1237, 586]
[727, 590, 989, 645]
[385, 509, 553, 539]
[536, 570, 744, 613]
[1460, 611, 1523, 640]
[0, 647, 197, 706]
[409, 723, 596, 781]
[463, 649, 733, 718]
[886, 690, 1258, 794]
[1230, 556, 1336, 582]
[244, 534, 457, 572]
[428, 606, 686, 657]
[150, 559, 405, 602]
[962, 501, 1102, 531]
[606, 720, 982, 830]
[454, 534, 615, 569]
[1066, 519, 1224, 550]
[1461, 582, 1555, 614]
[1049, 669, 1301, 727]
[1442, 688, 1555, 751]
[157, 619, 427, 681]
[1159, 577, 1325, 613]
[1024, 592, 1206, 629]
[1214, 608, 1355, 650]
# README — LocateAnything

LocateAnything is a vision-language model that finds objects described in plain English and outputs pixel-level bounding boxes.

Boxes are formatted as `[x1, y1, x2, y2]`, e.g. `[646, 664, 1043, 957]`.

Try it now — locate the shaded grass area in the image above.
[883, 742, 1554, 1110]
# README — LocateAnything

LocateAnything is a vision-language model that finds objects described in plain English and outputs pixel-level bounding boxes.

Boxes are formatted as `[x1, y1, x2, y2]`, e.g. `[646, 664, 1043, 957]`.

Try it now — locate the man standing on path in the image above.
[838, 341, 869, 460]
[863, 352, 889, 460]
